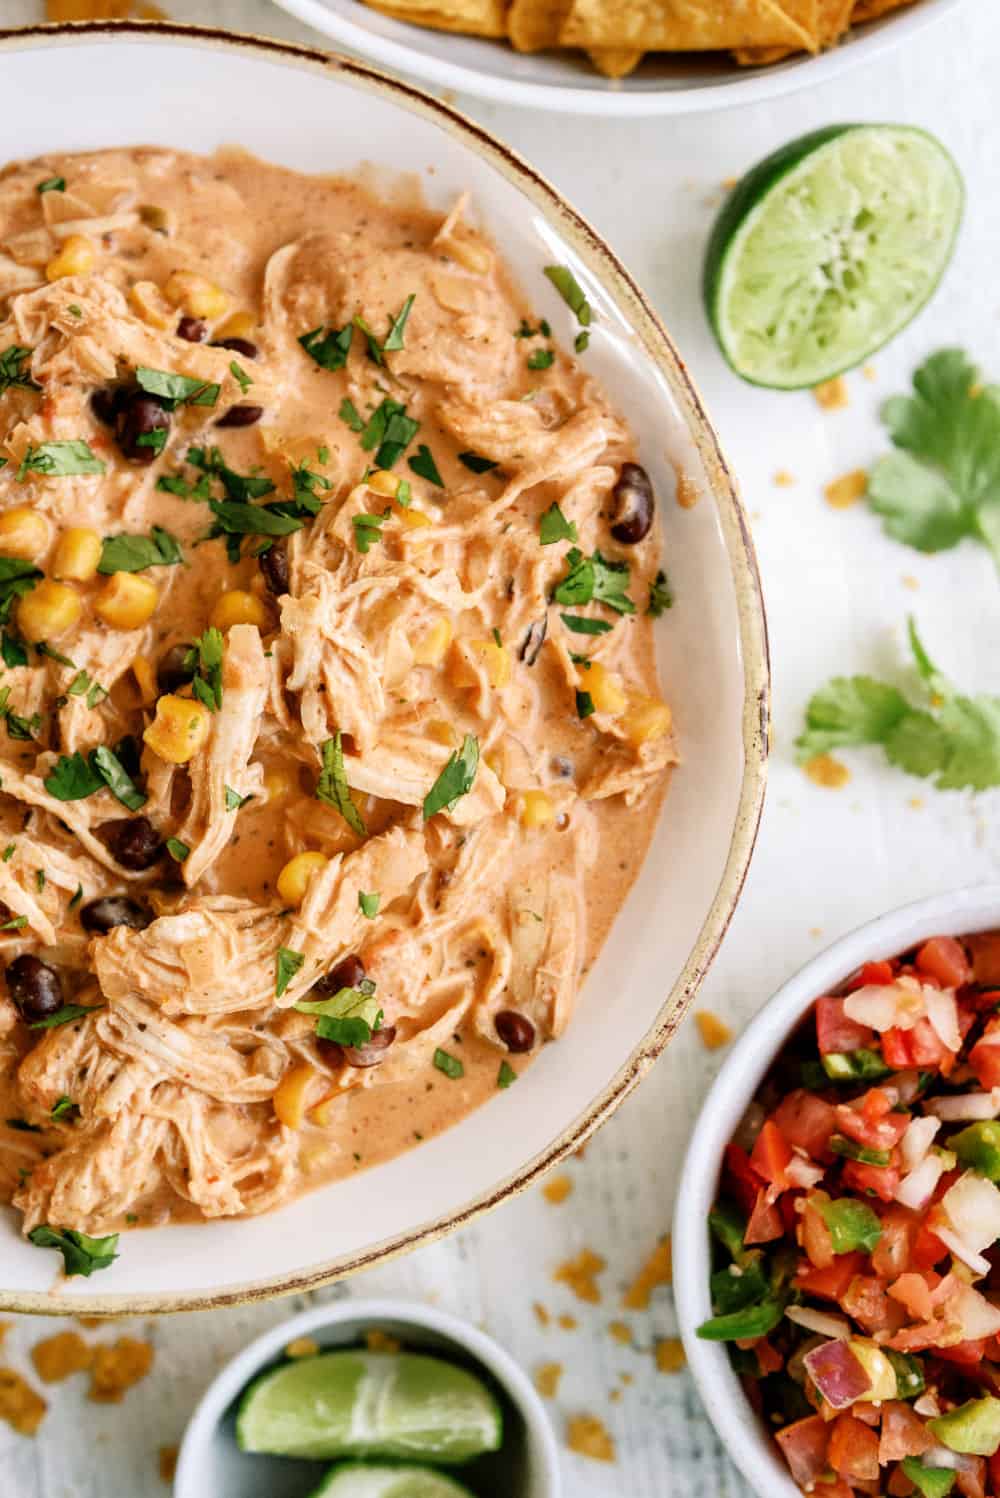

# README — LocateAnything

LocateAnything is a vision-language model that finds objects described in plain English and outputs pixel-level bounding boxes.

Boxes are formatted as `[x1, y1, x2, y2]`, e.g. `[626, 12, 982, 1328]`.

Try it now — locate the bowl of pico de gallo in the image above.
[675, 887, 1000, 1498]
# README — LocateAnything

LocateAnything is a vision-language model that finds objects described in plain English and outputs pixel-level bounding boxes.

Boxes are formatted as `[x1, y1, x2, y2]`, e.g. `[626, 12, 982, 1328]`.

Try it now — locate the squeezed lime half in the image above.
[704, 125, 963, 389]
[235, 1350, 503, 1463]
[306, 1464, 477, 1498]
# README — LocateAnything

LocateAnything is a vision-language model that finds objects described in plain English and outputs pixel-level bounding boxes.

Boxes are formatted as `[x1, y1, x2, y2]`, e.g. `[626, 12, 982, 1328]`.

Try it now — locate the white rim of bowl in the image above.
[272, 0, 965, 117]
[174, 1296, 562, 1497]
[673, 883, 1000, 1498]
[0, 20, 768, 1316]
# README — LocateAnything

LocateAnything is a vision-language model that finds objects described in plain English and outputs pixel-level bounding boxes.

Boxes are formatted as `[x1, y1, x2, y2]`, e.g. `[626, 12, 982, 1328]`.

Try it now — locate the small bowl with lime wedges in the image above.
[175, 1298, 561, 1498]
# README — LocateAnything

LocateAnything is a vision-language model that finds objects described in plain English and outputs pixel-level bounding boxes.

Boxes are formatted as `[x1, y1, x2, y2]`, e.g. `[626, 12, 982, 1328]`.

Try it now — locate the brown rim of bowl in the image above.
[0, 19, 770, 1316]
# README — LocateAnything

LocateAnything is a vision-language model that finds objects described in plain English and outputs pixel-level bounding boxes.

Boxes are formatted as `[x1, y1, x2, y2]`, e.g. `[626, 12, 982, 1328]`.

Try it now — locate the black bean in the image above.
[96, 817, 163, 871]
[311, 954, 366, 998]
[211, 337, 258, 360]
[610, 462, 655, 545]
[519, 615, 548, 667]
[117, 391, 170, 465]
[215, 404, 263, 429]
[176, 316, 208, 343]
[90, 385, 125, 427]
[157, 643, 195, 695]
[258, 541, 289, 597]
[342, 1024, 397, 1069]
[551, 755, 574, 779]
[5, 955, 62, 1022]
[80, 897, 152, 934]
[495, 1009, 535, 1053]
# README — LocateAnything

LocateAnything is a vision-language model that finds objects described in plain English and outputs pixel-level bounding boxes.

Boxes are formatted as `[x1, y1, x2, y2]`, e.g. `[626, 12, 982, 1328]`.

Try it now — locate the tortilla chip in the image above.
[852, 0, 914, 19]
[734, 0, 848, 60]
[360, 0, 508, 36]
[46, 0, 165, 15]
[559, 0, 819, 52]
[508, 0, 572, 50]
[588, 47, 645, 77]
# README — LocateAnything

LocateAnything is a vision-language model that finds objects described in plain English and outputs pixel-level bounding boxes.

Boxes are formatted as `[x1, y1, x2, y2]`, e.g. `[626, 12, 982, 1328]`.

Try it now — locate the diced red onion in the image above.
[895, 1070, 924, 1105]
[925, 1090, 1000, 1121]
[786, 1307, 851, 1339]
[803, 1339, 872, 1409]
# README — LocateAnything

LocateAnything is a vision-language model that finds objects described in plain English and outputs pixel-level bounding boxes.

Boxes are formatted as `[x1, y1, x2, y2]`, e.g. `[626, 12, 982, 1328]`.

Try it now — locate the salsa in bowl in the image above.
[675, 889, 1000, 1498]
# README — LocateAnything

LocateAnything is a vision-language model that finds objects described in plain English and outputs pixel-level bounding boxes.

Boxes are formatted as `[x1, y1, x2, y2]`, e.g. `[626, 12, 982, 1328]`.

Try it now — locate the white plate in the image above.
[272, 0, 964, 116]
[0, 22, 766, 1313]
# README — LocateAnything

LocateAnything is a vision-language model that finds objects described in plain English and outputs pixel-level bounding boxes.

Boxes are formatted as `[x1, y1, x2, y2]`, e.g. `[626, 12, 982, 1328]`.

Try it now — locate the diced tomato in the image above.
[836, 1097, 910, 1152]
[723, 1143, 765, 1216]
[801, 1197, 835, 1269]
[970, 1022, 1000, 1090]
[847, 960, 895, 991]
[772, 1089, 836, 1161]
[775, 1415, 830, 1487]
[828, 1411, 880, 1482]
[878, 1400, 932, 1464]
[912, 1225, 950, 1271]
[755, 1338, 783, 1375]
[988, 1450, 1000, 1498]
[816, 995, 876, 1055]
[779, 1190, 802, 1234]
[970, 932, 1000, 986]
[908, 1016, 954, 1071]
[796, 1251, 866, 1302]
[887, 1271, 937, 1322]
[937, 1339, 987, 1370]
[842, 1274, 900, 1334]
[882, 1027, 915, 1069]
[872, 1208, 918, 1279]
[889, 1468, 917, 1498]
[744, 1187, 784, 1245]
[917, 936, 972, 989]
[750, 1120, 793, 1189]
[957, 1458, 988, 1498]
[841, 1157, 901, 1203]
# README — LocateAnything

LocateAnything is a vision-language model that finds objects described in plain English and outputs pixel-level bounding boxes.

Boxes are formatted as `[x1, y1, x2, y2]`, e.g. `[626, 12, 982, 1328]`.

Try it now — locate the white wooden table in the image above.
[2, 3, 999, 1493]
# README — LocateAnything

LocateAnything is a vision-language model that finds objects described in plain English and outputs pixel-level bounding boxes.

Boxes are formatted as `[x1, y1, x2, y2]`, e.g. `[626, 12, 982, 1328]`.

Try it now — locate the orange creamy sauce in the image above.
[0, 148, 672, 1234]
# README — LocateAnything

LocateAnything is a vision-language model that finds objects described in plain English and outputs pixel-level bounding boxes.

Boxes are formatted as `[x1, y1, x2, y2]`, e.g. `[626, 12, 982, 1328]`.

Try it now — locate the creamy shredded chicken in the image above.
[0, 147, 674, 1242]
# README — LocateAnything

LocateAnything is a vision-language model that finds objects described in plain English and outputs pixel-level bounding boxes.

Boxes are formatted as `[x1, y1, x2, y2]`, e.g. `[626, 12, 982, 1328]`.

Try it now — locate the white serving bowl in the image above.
[272, 0, 964, 117]
[175, 1297, 561, 1498]
[0, 22, 767, 1315]
[673, 884, 1000, 1498]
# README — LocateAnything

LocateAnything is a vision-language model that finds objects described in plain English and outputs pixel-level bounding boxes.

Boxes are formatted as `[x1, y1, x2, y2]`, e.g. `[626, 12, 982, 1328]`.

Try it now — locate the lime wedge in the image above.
[704, 125, 963, 389]
[307, 1464, 476, 1498]
[235, 1350, 503, 1463]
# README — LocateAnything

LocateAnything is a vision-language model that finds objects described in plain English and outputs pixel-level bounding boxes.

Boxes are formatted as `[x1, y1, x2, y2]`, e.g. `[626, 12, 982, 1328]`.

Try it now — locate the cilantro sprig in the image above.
[317, 733, 366, 837]
[28, 1226, 119, 1278]
[423, 734, 479, 819]
[797, 617, 1000, 791]
[98, 527, 182, 574]
[0, 345, 40, 396]
[553, 548, 635, 615]
[187, 628, 224, 712]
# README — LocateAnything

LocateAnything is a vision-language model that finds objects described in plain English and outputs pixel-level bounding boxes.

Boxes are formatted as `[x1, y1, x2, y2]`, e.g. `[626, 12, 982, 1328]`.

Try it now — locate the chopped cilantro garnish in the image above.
[136, 426, 168, 457]
[295, 984, 382, 1047]
[28, 1226, 118, 1277]
[166, 837, 190, 862]
[275, 946, 305, 999]
[339, 397, 365, 433]
[1, 844, 13, 862]
[576, 689, 595, 720]
[358, 890, 380, 919]
[648, 569, 672, 616]
[560, 613, 612, 636]
[50, 1096, 79, 1122]
[539, 502, 577, 546]
[317, 733, 366, 838]
[423, 734, 479, 820]
[527, 349, 555, 371]
[68, 884, 82, 910]
[299, 323, 353, 372]
[0, 687, 40, 740]
[136, 366, 219, 408]
[36, 176, 65, 194]
[458, 451, 498, 474]
[357, 398, 420, 470]
[408, 444, 444, 488]
[187, 445, 275, 503]
[554, 547, 634, 615]
[497, 1060, 517, 1089]
[433, 1048, 464, 1080]
[224, 785, 252, 812]
[229, 361, 253, 394]
[0, 559, 41, 623]
[209, 499, 301, 539]
[0, 345, 40, 396]
[44, 745, 145, 810]
[98, 527, 183, 574]
[187, 627, 224, 712]
[544, 265, 592, 328]
[352, 512, 388, 554]
[382, 293, 416, 352]
[1, 631, 27, 668]
[17, 440, 104, 480]
[29, 1003, 103, 1030]
[0, 915, 27, 931]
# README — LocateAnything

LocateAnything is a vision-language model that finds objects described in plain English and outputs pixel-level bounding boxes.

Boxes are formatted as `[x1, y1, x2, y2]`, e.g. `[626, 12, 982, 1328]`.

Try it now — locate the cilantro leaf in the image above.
[28, 1225, 119, 1277]
[527, 348, 554, 371]
[229, 361, 252, 394]
[352, 513, 387, 555]
[295, 985, 382, 1047]
[648, 569, 673, 616]
[90, 745, 146, 811]
[299, 323, 354, 371]
[339, 398, 365, 433]
[867, 350, 1000, 564]
[136, 366, 219, 408]
[44, 746, 145, 809]
[166, 837, 190, 862]
[224, 785, 251, 812]
[576, 689, 595, 719]
[50, 1096, 79, 1121]
[539, 502, 577, 546]
[275, 947, 305, 999]
[423, 734, 479, 820]
[433, 1048, 464, 1080]
[188, 627, 224, 712]
[0, 345, 40, 396]
[553, 548, 634, 615]
[796, 677, 911, 759]
[382, 294, 416, 353]
[358, 890, 380, 919]
[187, 446, 275, 503]
[357, 398, 420, 469]
[408, 444, 444, 488]
[1, 631, 27, 668]
[543, 265, 592, 327]
[36, 176, 65, 194]
[458, 451, 498, 475]
[560, 613, 611, 636]
[29, 1003, 103, 1030]
[316, 733, 366, 838]
[208, 500, 301, 538]
[17, 440, 104, 479]
[497, 1060, 517, 1088]
[0, 559, 41, 623]
[98, 526, 183, 574]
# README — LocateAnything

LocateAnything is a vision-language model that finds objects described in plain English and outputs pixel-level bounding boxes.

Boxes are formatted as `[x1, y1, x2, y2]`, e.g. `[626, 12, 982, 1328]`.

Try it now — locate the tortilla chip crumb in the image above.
[31, 1331, 93, 1383]
[46, 1, 167, 17]
[285, 1337, 320, 1359]
[824, 468, 867, 509]
[695, 1011, 732, 1050]
[76, 1317, 103, 1329]
[804, 752, 851, 789]
[607, 1320, 631, 1345]
[655, 1338, 686, 1374]
[558, 1314, 578, 1331]
[620, 1371, 633, 1385]
[902, 574, 919, 591]
[554, 1249, 606, 1304]
[0, 1369, 46, 1435]
[535, 1361, 563, 1398]
[158, 1446, 178, 1484]
[543, 1174, 573, 1205]
[909, 796, 925, 810]
[533, 1302, 551, 1327]
[610, 1387, 622, 1402]
[365, 1329, 402, 1355]
[675, 473, 699, 509]
[623, 1235, 673, 1310]
[863, 364, 877, 382]
[810, 926, 823, 939]
[88, 1337, 154, 1403]
[813, 376, 849, 410]
[773, 469, 796, 487]
[567, 1414, 615, 1463]
[722, 177, 739, 190]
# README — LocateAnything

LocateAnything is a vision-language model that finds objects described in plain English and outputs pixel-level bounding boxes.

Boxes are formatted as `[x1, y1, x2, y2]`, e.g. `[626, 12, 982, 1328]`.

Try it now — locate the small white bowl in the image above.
[673, 884, 1000, 1498]
[175, 1297, 561, 1498]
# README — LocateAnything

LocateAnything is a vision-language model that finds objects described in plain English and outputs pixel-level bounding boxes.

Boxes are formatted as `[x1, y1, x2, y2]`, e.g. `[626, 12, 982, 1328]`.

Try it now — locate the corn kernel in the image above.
[127, 280, 173, 330]
[580, 661, 626, 716]
[214, 310, 255, 341]
[18, 579, 81, 642]
[367, 469, 401, 499]
[273, 1063, 317, 1128]
[45, 234, 96, 282]
[143, 694, 211, 765]
[163, 269, 229, 321]
[95, 573, 158, 630]
[263, 767, 296, 805]
[210, 590, 268, 631]
[0, 506, 51, 560]
[426, 718, 459, 748]
[412, 617, 453, 668]
[396, 506, 433, 531]
[277, 850, 328, 907]
[310, 1091, 340, 1128]
[519, 790, 555, 828]
[52, 526, 101, 581]
[620, 692, 672, 745]
[131, 654, 157, 706]
[453, 638, 511, 690]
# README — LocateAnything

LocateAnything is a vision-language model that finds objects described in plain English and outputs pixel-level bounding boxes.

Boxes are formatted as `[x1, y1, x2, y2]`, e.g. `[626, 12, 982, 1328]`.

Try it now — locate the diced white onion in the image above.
[786, 1155, 826, 1190]
[894, 1152, 947, 1211]
[844, 982, 919, 1033]
[924, 987, 962, 1053]
[922, 1445, 979, 1473]
[925, 1090, 1000, 1121]
[785, 1307, 851, 1339]
[942, 1172, 1000, 1254]
[914, 1392, 941, 1418]
[935, 1225, 992, 1277]
[952, 1281, 1000, 1339]
[900, 1115, 941, 1171]
[895, 1070, 925, 1105]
